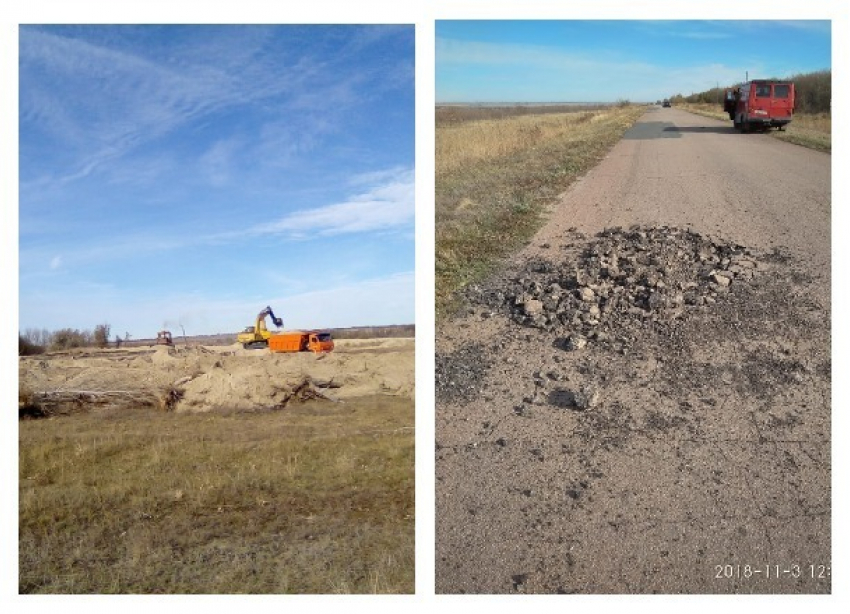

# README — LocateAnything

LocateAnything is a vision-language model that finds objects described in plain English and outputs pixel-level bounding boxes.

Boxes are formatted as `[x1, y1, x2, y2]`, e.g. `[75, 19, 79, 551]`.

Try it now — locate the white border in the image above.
[2, 2, 846, 612]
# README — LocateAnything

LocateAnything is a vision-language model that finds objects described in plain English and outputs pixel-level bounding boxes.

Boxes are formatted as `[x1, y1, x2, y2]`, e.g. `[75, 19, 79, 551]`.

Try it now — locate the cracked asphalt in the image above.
[435, 107, 831, 594]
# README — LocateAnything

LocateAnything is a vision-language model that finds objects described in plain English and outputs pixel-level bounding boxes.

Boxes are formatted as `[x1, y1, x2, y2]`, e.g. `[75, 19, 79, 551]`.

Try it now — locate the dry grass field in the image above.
[19, 339, 414, 594]
[677, 102, 831, 152]
[435, 104, 645, 316]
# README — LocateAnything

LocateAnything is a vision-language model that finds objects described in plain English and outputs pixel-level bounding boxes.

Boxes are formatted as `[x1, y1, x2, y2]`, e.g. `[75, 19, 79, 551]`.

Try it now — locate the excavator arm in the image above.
[258, 306, 283, 329]
[237, 306, 283, 348]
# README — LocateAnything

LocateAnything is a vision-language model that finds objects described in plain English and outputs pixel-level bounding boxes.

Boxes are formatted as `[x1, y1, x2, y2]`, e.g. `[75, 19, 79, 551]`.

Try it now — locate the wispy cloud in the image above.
[347, 166, 411, 186]
[20, 271, 415, 335]
[437, 37, 755, 101]
[668, 29, 732, 41]
[263, 270, 415, 328]
[21, 28, 245, 185]
[437, 37, 595, 70]
[198, 138, 242, 187]
[772, 20, 831, 35]
[20, 26, 404, 189]
[252, 168, 414, 238]
[18, 26, 414, 337]
[636, 20, 829, 40]
[19, 166, 415, 278]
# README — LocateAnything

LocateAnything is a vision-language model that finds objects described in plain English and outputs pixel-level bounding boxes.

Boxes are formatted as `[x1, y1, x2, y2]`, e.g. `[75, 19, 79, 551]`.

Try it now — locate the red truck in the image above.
[723, 80, 795, 132]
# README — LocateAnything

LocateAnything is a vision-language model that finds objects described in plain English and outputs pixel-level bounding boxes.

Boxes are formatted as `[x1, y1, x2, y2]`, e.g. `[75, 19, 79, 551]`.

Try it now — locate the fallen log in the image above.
[19, 389, 160, 418]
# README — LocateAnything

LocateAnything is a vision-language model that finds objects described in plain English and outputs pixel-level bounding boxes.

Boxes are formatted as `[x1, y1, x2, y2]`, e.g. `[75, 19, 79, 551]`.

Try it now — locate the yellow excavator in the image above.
[237, 306, 283, 349]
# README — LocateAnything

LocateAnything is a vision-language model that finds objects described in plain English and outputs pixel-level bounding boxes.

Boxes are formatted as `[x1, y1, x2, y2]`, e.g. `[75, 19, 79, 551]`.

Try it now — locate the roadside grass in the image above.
[436, 105, 645, 317]
[678, 102, 831, 153]
[436, 103, 609, 127]
[19, 396, 414, 594]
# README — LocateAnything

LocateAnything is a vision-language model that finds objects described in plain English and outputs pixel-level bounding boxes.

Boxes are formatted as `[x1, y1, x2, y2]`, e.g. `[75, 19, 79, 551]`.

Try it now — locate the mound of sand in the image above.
[19, 338, 414, 416]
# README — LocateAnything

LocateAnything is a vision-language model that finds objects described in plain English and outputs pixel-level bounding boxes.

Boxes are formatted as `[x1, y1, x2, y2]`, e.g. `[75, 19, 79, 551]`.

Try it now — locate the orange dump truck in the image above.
[268, 330, 334, 353]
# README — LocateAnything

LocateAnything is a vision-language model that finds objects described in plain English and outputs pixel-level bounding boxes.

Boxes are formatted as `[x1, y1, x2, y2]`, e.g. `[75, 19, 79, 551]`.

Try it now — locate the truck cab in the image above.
[307, 332, 334, 353]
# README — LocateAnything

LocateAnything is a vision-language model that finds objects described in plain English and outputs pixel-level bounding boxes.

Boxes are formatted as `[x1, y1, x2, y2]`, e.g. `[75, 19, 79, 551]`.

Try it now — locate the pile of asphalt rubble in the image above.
[492, 225, 762, 344]
[438, 225, 768, 407]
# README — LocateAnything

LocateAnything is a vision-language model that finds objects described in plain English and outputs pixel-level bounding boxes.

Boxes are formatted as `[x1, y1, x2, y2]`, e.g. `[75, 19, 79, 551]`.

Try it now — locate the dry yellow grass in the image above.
[678, 102, 831, 153]
[437, 111, 602, 176]
[789, 112, 831, 133]
[435, 105, 644, 316]
[19, 396, 414, 594]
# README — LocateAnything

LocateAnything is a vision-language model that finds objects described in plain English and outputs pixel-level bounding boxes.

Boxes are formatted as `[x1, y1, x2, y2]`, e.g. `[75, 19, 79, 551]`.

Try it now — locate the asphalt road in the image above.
[435, 107, 831, 594]
[526, 107, 830, 302]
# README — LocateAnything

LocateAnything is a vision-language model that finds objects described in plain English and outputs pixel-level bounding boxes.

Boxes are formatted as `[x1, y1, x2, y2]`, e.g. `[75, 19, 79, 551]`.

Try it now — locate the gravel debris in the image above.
[436, 343, 493, 404]
[493, 225, 763, 343]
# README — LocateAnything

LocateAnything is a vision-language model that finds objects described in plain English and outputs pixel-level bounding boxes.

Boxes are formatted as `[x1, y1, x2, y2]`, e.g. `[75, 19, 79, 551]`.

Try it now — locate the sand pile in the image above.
[19, 338, 414, 416]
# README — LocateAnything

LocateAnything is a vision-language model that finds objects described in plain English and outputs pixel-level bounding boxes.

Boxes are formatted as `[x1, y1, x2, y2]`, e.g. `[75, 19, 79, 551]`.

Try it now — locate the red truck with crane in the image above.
[723, 80, 795, 132]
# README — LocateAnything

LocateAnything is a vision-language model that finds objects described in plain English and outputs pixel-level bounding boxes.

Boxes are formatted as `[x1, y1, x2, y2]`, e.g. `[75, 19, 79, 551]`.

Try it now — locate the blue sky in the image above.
[437, 20, 831, 103]
[19, 25, 414, 339]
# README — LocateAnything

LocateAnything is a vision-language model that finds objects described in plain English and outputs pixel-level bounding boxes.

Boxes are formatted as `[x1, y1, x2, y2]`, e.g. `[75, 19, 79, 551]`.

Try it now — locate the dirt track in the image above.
[19, 337, 414, 416]
[436, 108, 831, 593]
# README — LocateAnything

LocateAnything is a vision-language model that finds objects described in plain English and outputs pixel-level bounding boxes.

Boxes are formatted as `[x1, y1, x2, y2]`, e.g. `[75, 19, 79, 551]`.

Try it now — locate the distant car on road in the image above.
[662, 99, 671, 108]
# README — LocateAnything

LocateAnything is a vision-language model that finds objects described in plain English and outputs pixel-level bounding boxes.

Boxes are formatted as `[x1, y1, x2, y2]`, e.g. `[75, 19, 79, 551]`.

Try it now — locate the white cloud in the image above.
[750, 20, 831, 36]
[347, 165, 411, 186]
[437, 37, 756, 101]
[19, 271, 415, 337]
[19, 166, 415, 279]
[198, 138, 240, 187]
[19, 27, 369, 189]
[257, 168, 414, 237]
[670, 30, 733, 40]
[437, 37, 594, 70]
[20, 28, 239, 185]
[262, 271, 414, 329]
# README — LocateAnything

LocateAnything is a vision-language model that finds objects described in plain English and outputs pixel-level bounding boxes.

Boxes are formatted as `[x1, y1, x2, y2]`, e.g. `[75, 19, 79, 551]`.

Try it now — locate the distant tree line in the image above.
[328, 324, 415, 339]
[19, 322, 416, 355]
[669, 69, 831, 114]
[19, 324, 112, 355]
